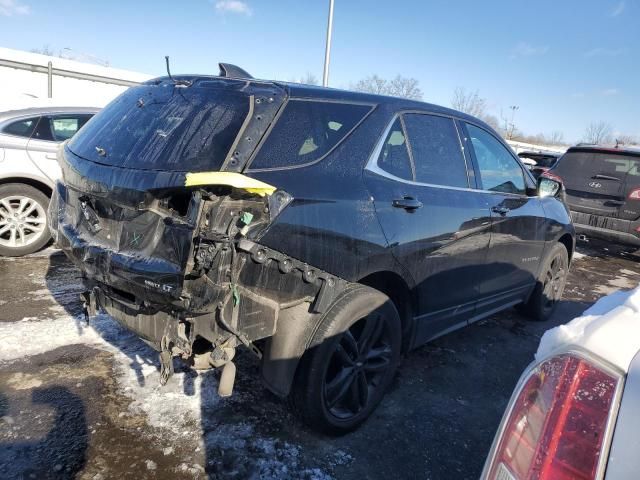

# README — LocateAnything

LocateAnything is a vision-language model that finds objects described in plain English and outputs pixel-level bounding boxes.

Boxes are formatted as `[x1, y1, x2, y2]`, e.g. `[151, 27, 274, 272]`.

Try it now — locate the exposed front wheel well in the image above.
[558, 233, 574, 262]
[0, 177, 52, 199]
[358, 271, 414, 352]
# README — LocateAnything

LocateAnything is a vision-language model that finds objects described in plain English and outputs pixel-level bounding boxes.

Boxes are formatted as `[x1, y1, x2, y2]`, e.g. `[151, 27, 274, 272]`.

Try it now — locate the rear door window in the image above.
[403, 113, 468, 188]
[466, 123, 525, 195]
[2, 117, 40, 138]
[249, 99, 372, 170]
[376, 118, 413, 180]
[31, 117, 55, 141]
[50, 114, 93, 141]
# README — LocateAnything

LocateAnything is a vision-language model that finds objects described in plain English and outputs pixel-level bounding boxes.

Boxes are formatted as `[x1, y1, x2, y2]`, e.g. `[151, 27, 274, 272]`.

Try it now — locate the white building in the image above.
[0, 47, 152, 111]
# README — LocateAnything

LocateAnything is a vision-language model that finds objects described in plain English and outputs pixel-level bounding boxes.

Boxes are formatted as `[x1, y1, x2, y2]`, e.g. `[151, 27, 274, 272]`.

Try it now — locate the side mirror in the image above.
[537, 175, 562, 198]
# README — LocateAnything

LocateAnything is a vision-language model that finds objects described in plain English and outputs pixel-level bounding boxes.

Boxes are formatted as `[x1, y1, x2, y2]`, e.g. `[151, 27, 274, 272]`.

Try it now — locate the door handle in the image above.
[393, 196, 423, 210]
[491, 205, 510, 215]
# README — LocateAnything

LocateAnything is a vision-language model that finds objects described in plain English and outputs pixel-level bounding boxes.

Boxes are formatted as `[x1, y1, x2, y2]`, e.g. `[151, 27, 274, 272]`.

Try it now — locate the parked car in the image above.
[49, 64, 574, 434]
[482, 287, 640, 480]
[0, 106, 98, 256]
[547, 144, 640, 247]
[518, 150, 562, 178]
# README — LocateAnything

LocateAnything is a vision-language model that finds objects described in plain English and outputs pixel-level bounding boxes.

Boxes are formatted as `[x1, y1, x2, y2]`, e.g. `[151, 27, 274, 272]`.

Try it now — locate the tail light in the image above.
[628, 188, 640, 200]
[541, 171, 563, 183]
[483, 353, 622, 480]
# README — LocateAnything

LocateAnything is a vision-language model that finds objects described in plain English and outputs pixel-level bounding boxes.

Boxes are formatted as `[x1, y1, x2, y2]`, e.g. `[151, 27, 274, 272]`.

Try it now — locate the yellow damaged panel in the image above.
[184, 172, 276, 197]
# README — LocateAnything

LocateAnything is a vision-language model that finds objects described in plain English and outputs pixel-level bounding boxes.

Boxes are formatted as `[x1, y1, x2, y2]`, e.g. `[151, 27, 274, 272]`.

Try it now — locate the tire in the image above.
[290, 284, 401, 435]
[0, 183, 51, 257]
[520, 243, 569, 321]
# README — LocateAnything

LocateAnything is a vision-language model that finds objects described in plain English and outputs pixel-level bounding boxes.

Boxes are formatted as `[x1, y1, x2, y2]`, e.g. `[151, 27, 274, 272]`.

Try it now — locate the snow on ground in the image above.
[594, 272, 638, 295]
[0, 257, 333, 478]
[573, 251, 588, 260]
[0, 312, 219, 434]
[537, 285, 640, 372]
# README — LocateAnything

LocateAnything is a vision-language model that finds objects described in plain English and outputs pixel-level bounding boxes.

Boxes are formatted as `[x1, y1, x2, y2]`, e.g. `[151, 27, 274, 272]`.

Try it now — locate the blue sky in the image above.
[0, 0, 637, 141]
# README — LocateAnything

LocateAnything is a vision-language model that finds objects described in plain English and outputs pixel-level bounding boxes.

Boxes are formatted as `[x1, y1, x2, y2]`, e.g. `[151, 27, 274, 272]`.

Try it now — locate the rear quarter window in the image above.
[248, 99, 373, 170]
[2, 117, 39, 138]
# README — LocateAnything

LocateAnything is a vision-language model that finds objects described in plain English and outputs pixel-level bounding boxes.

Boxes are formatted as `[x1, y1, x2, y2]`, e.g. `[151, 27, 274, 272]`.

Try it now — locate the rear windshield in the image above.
[556, 151, 640, 179]
[67, 83, 251, 171]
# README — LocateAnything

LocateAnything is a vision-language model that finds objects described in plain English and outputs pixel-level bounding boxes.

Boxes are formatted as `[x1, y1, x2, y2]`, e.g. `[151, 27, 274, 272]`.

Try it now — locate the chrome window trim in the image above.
[365, 113, 532, 198]
[479, 347, 625, 480]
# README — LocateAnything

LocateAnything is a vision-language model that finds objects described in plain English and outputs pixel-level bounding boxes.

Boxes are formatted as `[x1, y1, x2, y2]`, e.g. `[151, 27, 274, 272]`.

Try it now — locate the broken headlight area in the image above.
[53, 180, 345, 397]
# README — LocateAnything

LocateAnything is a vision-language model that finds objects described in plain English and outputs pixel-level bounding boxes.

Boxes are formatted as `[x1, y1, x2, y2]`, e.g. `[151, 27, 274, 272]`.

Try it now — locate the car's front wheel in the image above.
[290, 285, 401, 434]
[520, 243, 569, 321]
[0, 183, 51, 257]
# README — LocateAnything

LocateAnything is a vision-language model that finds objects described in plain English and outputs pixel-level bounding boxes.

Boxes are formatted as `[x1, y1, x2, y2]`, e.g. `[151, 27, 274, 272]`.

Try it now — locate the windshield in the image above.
[67, 82, 251, 171]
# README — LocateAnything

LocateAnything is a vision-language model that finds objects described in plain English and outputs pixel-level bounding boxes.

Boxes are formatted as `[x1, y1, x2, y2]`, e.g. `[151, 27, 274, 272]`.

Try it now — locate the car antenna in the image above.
[164, 56, 191, 86]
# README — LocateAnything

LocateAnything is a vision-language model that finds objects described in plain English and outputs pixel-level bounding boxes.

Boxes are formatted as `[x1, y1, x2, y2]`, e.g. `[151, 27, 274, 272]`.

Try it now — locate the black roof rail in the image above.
[218, 63, 253, 79]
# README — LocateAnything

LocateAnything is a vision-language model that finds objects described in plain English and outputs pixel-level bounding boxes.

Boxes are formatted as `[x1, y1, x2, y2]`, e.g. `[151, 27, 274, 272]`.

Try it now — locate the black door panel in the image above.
[365, 171, 491, 344]
[463, 122, 547, 314]
[364, 113, 491, 346]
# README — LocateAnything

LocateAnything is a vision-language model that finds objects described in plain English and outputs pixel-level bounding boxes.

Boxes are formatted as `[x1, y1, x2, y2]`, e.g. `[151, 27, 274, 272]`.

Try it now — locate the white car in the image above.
[483, 286, 640, 480]
[0, 106, 98, 256]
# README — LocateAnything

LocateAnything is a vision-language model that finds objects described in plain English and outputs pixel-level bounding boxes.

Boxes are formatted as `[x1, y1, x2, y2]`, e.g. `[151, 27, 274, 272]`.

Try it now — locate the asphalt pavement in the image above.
[1, 240, 639, 480]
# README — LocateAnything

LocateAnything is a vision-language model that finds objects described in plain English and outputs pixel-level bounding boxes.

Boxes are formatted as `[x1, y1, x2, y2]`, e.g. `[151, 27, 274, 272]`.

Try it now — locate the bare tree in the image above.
[548, 131, 565, 145]
[387, 75, 423, 100]
[481, 114, 501, 131]
[616, 134, 639, 146]
[583, 121, 613, 144]
[353, 75, 423, 100]
[451, 87, 486, 117]
[299, 72, 319, 85]
[30, 44, 54, 56]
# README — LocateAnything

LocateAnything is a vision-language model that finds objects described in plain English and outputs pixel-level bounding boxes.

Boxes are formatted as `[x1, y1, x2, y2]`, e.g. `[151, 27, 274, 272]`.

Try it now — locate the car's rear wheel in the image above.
[290, 285, 401, 434]
[520, 243, 569, 321]
[0, 183, 51, 257]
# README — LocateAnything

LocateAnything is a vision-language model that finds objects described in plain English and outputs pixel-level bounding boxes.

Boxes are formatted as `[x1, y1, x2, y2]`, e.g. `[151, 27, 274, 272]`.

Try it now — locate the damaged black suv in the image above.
[49, 64, 574, 434]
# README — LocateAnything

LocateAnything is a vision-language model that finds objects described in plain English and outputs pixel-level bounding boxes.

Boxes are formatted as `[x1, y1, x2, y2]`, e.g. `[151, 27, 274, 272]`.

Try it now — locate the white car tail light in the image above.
[484, 353, 622, 480]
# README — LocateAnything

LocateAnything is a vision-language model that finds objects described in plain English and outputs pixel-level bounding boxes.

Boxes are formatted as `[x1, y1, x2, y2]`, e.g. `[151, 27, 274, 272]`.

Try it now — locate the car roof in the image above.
[567, 144, 640, 157]
[518, 150, 562, 157]
[145, 74, 493, 130]
[0, 106, 100, 123]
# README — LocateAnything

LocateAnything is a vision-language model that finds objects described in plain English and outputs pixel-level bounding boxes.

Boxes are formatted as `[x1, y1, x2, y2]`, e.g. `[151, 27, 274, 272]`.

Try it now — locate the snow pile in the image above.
[537, 286, 640, 372]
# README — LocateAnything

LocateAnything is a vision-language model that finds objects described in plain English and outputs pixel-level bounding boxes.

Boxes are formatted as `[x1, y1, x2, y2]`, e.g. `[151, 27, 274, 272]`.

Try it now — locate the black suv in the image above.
[49, 64, 574, 433]
[548, 144, 640, 247]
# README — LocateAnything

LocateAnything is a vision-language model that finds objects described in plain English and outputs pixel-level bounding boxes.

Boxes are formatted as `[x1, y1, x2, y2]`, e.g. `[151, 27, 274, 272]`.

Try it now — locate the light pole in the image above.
[322, 0, 335, 87]
[508, 105, 519, 139]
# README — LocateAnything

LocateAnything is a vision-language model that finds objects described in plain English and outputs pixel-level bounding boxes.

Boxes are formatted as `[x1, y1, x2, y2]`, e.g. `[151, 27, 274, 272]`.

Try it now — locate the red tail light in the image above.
[484, 354, 621, 480]
[541, 171, 563, 183]
[628, 188, 640, 200]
